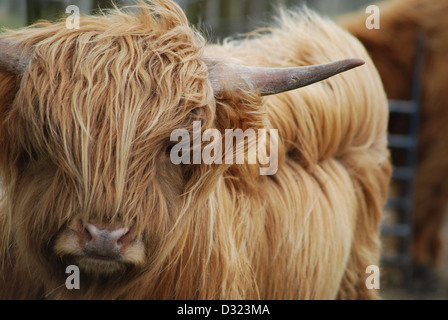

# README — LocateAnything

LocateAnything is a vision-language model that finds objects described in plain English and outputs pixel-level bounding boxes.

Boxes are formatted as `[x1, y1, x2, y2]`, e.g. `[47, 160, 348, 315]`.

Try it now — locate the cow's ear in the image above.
[0, 36, 32, 138]
[0, 70, 19, 112]
[0, 37, 33, 177]
[0, 69, 22, 179]
[0, 37, 31, 127]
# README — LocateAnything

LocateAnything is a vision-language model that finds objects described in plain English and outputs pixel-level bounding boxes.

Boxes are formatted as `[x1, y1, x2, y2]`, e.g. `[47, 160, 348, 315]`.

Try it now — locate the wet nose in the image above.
[83, 223, 130, 260]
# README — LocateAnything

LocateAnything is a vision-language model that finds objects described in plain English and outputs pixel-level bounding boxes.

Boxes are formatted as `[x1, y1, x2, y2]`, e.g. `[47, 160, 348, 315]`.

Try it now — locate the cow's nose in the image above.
[83, 223, 130, 260]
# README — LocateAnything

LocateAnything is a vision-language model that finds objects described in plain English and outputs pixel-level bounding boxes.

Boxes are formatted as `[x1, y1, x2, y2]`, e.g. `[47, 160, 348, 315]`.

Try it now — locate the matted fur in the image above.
[0, 0, 390, 299]
[341, 0, 448, 268]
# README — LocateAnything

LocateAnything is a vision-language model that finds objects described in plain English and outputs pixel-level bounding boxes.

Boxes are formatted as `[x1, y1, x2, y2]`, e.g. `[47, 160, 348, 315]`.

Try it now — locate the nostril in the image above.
[117, 226, 134, 247]
[84, 228, 93, 242]
[108, 226, 131, 248]
[77, 220, 92, 242]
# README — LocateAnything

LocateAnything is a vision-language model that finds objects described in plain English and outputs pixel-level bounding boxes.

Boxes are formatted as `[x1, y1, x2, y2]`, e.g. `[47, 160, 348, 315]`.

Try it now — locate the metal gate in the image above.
[381, 34, 424, 284]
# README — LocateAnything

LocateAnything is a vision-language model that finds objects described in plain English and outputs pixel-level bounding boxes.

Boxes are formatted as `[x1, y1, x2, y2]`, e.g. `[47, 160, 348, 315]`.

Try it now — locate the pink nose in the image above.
[82, 223, 130, 260]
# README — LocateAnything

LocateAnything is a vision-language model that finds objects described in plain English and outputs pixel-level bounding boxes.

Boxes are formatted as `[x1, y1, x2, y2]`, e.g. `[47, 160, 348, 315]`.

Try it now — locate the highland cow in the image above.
[0, 0, 390, 299]
[341, 0, 448, 272]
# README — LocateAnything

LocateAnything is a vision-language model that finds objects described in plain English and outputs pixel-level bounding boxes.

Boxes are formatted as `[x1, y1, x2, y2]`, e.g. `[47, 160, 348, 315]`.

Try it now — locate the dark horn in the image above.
[208, 58, 365, 96]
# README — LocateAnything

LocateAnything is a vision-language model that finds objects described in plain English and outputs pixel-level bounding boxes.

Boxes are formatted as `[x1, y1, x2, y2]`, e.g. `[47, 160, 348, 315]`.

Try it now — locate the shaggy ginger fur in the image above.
[340, 0, 448, 269]
[0, 0, 390, 299]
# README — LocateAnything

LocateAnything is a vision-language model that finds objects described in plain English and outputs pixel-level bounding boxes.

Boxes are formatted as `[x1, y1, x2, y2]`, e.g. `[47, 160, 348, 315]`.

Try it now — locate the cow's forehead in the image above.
[14, 31, 214, 163]
[27, 32, 208, 112]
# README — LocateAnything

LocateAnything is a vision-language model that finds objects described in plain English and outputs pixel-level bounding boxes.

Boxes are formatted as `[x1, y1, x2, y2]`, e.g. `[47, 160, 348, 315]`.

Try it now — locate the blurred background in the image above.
[0, 0, 373, 36]
[1, 0, 447, 300]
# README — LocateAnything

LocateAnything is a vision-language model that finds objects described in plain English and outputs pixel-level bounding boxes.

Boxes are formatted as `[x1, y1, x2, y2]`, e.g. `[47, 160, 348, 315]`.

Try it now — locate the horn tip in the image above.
[347, 58, 366, 68]
[334, 58, 365, 74]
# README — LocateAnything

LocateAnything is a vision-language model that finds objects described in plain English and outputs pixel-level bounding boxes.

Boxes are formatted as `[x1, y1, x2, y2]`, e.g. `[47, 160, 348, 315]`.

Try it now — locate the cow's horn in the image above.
[0, 38, 32, 74]
[207, 58, 365, 96]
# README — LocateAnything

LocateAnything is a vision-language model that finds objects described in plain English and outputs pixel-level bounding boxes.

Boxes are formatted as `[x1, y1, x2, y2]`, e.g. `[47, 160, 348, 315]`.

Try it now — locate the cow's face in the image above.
[0, 7, 217, 279]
